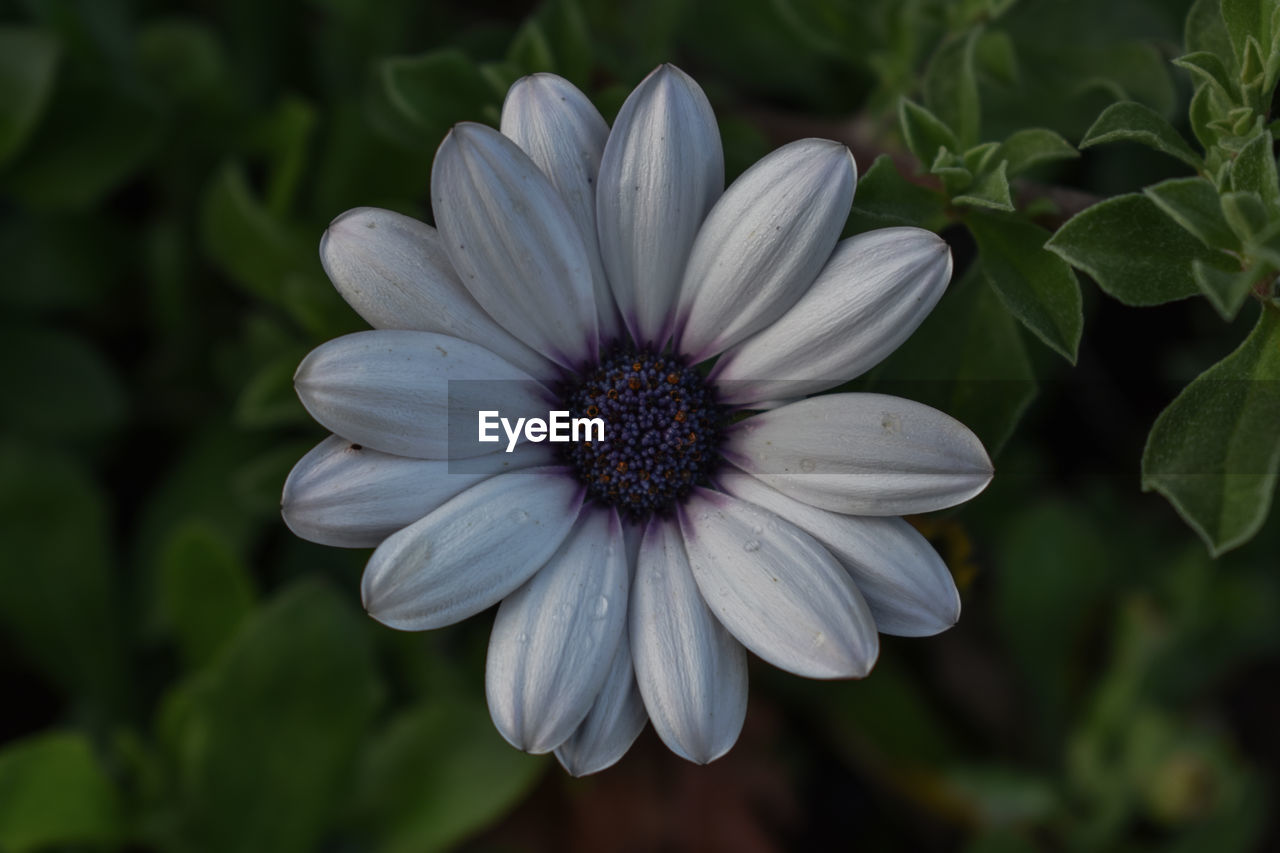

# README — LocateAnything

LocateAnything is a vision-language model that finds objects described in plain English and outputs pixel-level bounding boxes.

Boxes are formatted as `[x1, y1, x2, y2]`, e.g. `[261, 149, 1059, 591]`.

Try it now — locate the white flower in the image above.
[282, 65, 992, 775]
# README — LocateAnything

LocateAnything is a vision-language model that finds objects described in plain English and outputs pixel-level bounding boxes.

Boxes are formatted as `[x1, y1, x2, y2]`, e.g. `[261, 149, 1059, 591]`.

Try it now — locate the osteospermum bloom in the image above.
[283, 65, 992, 775]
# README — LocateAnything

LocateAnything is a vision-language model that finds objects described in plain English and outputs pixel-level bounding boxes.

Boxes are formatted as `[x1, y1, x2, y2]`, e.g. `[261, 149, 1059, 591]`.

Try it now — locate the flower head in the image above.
[283, 65, 992, 775]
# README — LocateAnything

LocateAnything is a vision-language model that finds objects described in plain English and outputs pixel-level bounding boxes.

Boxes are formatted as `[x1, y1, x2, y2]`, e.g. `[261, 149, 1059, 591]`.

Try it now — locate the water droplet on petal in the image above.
[592, 595, 609, 618]
[510, 509, 530, 523]
[798, 458, 817, 473]
[517, 632, 529, 644]
[743, 539, 761, 553]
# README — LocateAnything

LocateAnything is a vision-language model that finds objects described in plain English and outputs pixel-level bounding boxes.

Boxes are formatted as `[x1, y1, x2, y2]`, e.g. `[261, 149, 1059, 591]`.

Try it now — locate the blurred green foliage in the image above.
[0, 0, 1277, 849]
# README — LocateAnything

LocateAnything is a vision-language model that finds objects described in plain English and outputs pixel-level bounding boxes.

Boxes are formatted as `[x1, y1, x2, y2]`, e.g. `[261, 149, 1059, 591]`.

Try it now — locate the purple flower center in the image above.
[558, 348, 723, 519]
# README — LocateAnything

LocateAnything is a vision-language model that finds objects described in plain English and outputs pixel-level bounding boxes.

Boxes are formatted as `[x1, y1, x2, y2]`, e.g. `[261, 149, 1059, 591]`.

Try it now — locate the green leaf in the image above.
[1221, 0, 1276, 66]
[156, 522, 256, 670]
[931, 146, 973, 192]
[532, 0, 592, 87]
[170, 581, 381, 853]
[0, 732, 122, 852]
[994, 502, 1110, 744]
[968, 211, 1083, 362]
[975, 29, 1018, 85]
[1220, 189, 1271, 239]
[369, 49, 498, 150]
[1174, 51, 1238, 100]
[249, 96, 318, 217]
[3, 82, 160, 210]
[355, 700, 545, 853]
[137, 19, 228, 103]
[1144, 176, 1241, 250]
[864, 269, 1037, 455]
[1080, 101, 1203, 169]
[1186, 0, 1235, 62]
[1188, 76, 1228, 153]
[0, 325, 127, 440]
[997, 127, 1078, 176]
[1193, 258, 1262, 319]
[845, 154, 947, 233]
[199, 164, 350, 340]
[1047, 193, 1238, 305]
[507, 19, 556, 74]
[953, 160, 1014, 211]
[944, 766, 1060, 824]
[235, 349, 310, 429]
[962, 141, 1002, 175]
[898, 99, 959, 167]
[1143, 306, 1280, 555]
[0, 441, 126, 713]
[201, 164, 304, 302]
[1229, 128, 1280, 213]
[923, 27, 982, 147]
[0, 26, 59, 166]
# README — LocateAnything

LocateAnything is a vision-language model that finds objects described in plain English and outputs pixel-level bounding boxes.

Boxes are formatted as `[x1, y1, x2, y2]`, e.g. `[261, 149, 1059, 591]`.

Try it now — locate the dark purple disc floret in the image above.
[557, 348, 724, 520]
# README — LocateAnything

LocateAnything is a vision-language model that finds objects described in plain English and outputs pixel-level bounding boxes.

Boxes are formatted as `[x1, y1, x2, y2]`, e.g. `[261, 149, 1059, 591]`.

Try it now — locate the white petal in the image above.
[501, 74, 623, 344]
[631, 517, 747, 763]
[717, 470, 961, 636]
[597, 64, 723, 347]
[293, 330, 552, 459]
[723, 394, 993, 515]
[432, 122, 598, 369]
[361, 468, 583, 630]
[713, 227, 952, 405]
[679, 489, 879, 679]
[675, 138, 856, 361]
[487, 509, 629, 754]
[281, 435, 556, 548]
[319, 207, 555, 379]
[554, 625, 648, 776]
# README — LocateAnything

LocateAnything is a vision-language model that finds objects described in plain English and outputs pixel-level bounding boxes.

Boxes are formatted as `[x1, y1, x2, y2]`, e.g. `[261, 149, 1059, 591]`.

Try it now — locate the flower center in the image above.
[557, 348, 723, 520]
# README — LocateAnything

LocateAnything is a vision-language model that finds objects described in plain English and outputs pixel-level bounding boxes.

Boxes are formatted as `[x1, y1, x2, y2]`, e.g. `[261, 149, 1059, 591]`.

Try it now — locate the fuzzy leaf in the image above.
[1080, 101, 1202, 169]
[1142, 306, 1280, 555]
[156, 522, 256, 670]
[1221, 0, 1277, 66]
[923, 27, 982, 147]
[1174, 51, 1237, 99]
[969, 211, 1082, 362]
[1047, 193, 1237, 305]
[954, 160, 1014, 211]
[0, 733, 121, 852]
[369, 49, 497, 150]
[1229, 128, 1280, 213]
[899, 99, 959, 167]
[1192, 258, 1262, 319]
[0, 442, 126, 714]
[169, 581, 381, 853]
[976, 29, 1018, 85]
[354, 699, 545, 853]
[0, 27, 59, 166]
[1144, 176, 1241, 250]
[1186, 0, 1235, 61]
[998, 128, 1078, 176]
[845, 154, 947, 233]
[1220, 190, 1270, 240]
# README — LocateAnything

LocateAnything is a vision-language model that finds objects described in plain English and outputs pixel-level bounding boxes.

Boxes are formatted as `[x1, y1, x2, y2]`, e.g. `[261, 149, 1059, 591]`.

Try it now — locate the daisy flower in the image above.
[282, 65, 992, 775]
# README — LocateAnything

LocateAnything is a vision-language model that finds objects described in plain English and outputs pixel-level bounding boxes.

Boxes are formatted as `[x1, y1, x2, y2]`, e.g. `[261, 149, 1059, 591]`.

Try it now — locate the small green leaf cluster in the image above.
[1045, 0, 1280, 555]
